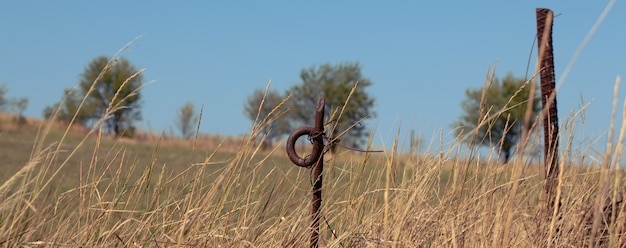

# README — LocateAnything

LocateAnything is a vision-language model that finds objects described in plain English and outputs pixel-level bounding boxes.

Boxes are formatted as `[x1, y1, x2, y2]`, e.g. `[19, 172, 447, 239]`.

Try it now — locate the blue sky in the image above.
[1, 1, 624, 154]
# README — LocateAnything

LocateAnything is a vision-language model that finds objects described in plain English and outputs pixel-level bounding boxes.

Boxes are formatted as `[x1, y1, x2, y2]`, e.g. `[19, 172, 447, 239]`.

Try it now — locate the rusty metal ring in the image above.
[286, 126, 323, 168]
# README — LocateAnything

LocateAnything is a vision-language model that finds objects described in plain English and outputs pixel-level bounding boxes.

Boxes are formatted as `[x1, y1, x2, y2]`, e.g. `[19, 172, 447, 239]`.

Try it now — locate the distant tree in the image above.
[243, 88, 290, 149]
[12, 98, 28, 117]
[0, 84, 29, 124]
[409, 129, 424, 154]
[0, 84, 9, 111]
[287, 62, 375, 151]
[10, 97, 28, 125]
[453, 73, 540, 163]
[175, 101, 199, 139]
[44, 56, 144, 137]
[43, 89, 80, 122]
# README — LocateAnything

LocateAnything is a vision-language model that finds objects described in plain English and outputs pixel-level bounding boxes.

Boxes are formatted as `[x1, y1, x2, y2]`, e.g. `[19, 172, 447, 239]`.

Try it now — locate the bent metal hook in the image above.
[285, 95, 325, 248]
[285, 95, 325, 168]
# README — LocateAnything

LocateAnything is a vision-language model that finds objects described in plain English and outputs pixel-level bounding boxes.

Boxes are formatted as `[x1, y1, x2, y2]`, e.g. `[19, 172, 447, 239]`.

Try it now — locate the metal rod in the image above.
[286, 95, 325, 248]
[536, 8, 560, 211]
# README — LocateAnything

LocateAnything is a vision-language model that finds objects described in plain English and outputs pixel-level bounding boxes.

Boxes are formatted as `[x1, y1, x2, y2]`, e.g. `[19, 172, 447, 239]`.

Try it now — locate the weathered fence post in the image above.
[536, 8, 560, 215]
[286, 95, 325, 248]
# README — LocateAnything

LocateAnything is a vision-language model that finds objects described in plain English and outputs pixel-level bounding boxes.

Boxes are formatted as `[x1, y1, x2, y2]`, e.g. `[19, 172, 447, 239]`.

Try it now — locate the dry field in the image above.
[1, 90, 625, 248]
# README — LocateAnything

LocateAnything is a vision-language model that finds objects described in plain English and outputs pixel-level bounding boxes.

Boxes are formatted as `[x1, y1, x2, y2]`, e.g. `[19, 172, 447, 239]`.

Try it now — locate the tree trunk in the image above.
[114, 122, 120, 138]
[503, 149, 511, 164]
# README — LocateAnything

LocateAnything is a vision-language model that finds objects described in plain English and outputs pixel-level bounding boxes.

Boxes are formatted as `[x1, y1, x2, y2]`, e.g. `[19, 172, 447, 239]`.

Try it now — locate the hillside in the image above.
[1, 111, 624, 247]
[0, 113, 245, 185]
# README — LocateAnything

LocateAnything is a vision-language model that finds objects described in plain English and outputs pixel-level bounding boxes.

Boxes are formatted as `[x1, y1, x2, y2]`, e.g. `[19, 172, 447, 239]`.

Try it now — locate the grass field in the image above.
[1, 91, 625, 248]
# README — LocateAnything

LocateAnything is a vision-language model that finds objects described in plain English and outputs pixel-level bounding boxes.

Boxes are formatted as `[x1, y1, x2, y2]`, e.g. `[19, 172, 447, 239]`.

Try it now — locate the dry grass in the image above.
[3, 9, 626, 243]
[2, 76, 626, 248]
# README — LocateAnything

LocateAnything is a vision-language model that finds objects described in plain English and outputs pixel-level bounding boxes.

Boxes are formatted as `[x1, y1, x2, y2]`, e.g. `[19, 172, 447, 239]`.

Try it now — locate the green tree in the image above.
[43, 89, 81, 123]
[0, 84, 29, 124]
[44, 56, 144, 137]
[454, 73, 540, 163]
[10, 97, 28, 125]
[12, 98, 28, 117]
[0, 84, 9, 111]
[287, 62, 375, 150]
[243, 88, 290, 149]
[175, 101, 199, 139]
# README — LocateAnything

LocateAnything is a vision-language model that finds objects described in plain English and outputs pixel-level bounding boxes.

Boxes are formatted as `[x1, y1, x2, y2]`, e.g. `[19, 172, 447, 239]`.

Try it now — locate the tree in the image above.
[243, 88, 290, 149]
[0, 84, 29, 124]
[43, 89, 80, 123]
[287, 62, 375, 150]
[12, 98, 28, 117]
[10, 97, 28, 125]
[175, 101, 199, 139]
[454, 73, 540, 163]
[45, 56, 144, 137]
[0, 84, 9, 111]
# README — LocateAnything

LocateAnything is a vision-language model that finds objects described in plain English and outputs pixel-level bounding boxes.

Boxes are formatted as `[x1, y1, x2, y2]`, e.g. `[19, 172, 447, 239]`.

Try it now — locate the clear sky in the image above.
[1, 1, 624, 154]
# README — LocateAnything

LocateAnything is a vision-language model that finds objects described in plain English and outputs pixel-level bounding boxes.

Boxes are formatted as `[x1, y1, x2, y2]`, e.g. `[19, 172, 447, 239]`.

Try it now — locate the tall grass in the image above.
[2, 9, 626, 244]
[2, 71, 626, 247]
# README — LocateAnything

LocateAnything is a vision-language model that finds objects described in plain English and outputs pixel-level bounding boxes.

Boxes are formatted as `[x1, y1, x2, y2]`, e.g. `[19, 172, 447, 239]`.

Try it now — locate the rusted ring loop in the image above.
[286, 126, 323, 168]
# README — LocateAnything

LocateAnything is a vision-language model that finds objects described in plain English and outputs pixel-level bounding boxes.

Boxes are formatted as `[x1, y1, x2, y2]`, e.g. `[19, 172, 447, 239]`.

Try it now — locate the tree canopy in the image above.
[287, 62, 375, 150]
[175, 101, 200, 139]
[0, 83, 29, 122]
[243, 88, 290, 149]
[0, 84, 9, 111]
[44, 56, 144, 137]
[454, 73, 540, 163]
[0, 84, 7, 110]
[243, 62, 376, 151]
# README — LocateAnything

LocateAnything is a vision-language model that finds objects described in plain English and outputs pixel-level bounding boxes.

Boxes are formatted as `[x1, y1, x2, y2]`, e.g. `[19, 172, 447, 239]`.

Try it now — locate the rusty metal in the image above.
[536, 8, 560, 214]
[286, 95, 325, 248]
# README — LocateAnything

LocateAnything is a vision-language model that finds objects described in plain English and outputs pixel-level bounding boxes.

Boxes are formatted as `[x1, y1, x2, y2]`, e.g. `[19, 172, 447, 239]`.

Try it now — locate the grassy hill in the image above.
[0, 112, 623, 247]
